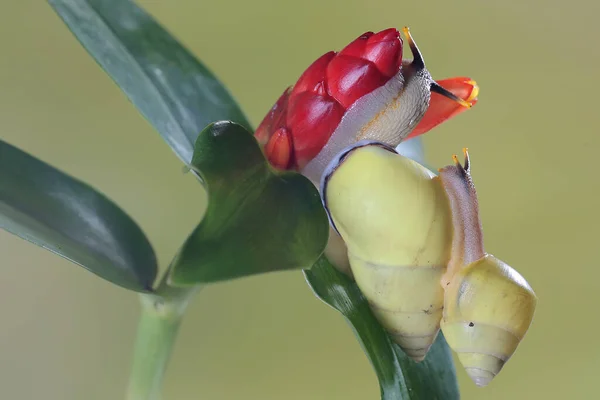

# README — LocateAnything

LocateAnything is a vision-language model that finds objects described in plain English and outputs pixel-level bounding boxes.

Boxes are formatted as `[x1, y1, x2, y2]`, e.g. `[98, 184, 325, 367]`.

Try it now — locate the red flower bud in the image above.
[290, 52, 335, 100]
[255, 88, 290, 147]
[264, 127, 292, 170]
[327, 55, 388, 109]
[286, 91, 345, 167]
[361, 28, 403, 77]
[256, 27, 477, 182]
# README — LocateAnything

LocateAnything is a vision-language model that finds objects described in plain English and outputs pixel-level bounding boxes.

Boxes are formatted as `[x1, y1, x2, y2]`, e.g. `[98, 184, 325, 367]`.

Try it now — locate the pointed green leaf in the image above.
[169, 121, 328, 284]
[0, 140, 157, 292]
[304, 257, 459, 400]
[48, 0, 251, 164]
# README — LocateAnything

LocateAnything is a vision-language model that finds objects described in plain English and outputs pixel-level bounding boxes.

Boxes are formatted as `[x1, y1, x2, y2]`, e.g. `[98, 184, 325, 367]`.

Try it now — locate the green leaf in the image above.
[48, 0, 252, 164]
[304, 257, 459, 400]
[169, 121, 329, 284]
[0, 140, 157, 292]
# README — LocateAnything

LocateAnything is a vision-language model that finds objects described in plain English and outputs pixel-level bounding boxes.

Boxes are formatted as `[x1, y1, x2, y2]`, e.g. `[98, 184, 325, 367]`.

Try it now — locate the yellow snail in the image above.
[321, 142, 537, 385]
[437, 149, 537, 387]
[320, 141, 453, 361]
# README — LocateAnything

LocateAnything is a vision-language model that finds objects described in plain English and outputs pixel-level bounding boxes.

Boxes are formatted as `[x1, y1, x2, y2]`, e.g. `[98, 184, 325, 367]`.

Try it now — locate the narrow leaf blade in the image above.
[48, 0, 252, 163]
[0, 140, 157, 292]
[169, 121, 329, 284]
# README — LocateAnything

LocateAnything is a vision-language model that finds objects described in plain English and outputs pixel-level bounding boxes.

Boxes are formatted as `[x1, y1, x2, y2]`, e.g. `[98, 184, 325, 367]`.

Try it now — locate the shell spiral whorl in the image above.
[349, 254, 446, 360]
[321, 142, 453, 361]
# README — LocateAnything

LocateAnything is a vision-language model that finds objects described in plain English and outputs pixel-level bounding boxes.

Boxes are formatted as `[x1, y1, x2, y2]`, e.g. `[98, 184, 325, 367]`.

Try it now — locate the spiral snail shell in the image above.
[438, 150, 537, 387]
[321, 141, 453, 361]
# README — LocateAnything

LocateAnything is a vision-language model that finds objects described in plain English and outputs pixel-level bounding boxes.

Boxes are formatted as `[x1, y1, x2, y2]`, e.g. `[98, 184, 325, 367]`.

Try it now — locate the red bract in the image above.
[255, 27, 478, 182]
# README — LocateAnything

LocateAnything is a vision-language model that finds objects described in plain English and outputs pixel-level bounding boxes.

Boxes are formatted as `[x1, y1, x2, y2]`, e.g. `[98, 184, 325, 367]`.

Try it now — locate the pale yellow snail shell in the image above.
[441, 255, 537, 386]
[321, 142, 453, 361]
[437, 150, 537, 386]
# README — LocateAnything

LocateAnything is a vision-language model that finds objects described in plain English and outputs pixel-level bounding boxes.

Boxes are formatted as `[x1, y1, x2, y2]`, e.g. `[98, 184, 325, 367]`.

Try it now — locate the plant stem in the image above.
[126, 283, 199, 400]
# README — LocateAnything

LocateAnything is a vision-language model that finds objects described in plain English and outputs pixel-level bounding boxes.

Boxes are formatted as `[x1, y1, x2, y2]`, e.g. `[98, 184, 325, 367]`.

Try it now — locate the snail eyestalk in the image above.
[401, 26, 472, 109]
[461, 147, 470, 172]
[448, 148, 470, 174]
[431, 81, 473, 109]
[438, 149, 537, 386]
[401, 26, 425, 70]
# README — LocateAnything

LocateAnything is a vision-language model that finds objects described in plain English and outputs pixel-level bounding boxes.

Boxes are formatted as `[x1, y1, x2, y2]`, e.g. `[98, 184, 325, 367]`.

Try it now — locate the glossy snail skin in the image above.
[438, 150, 537, 386]
[321, 142, 452, 361]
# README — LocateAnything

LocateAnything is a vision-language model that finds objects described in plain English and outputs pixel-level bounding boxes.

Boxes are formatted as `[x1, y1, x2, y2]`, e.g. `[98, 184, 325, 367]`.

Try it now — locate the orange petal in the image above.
[407, 77, 478, 139]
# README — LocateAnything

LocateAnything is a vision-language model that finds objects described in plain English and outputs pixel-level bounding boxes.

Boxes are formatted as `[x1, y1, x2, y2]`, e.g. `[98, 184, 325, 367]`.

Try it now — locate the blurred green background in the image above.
[1, 0, 598, 399]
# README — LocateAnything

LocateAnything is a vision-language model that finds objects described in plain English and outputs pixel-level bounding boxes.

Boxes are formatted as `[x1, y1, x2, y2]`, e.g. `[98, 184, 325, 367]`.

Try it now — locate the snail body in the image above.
[321, 142, 453, 360]
[437, 151, 537, 386]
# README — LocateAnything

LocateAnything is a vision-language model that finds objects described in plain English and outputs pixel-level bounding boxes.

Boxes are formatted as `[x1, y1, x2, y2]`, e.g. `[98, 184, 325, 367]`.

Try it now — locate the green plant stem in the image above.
[126, 282, 199, 400]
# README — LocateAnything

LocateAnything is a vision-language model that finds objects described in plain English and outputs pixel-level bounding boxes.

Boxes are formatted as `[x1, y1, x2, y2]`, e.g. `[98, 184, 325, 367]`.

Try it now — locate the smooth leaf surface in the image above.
[0, 140, 157, 292]
[169, 121, 329, 284]
[48, 0, 252, 164]
[304, 257, 459, 400]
